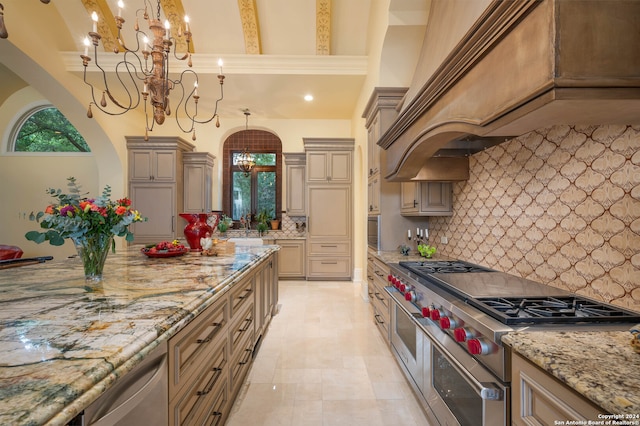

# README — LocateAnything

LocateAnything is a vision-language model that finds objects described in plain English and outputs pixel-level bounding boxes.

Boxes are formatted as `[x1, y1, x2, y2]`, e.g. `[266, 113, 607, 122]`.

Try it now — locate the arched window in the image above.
[222, 130, 282, 222]
[11, 106, 90, 152]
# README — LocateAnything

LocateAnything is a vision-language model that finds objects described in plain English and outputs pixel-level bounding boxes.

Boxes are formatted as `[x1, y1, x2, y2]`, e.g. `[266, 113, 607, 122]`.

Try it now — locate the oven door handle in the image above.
[427, 330, 504, 401]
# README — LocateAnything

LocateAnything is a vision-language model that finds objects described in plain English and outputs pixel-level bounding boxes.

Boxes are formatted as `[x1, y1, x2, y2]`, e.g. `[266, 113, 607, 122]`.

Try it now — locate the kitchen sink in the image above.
[227, 238, 264, 246]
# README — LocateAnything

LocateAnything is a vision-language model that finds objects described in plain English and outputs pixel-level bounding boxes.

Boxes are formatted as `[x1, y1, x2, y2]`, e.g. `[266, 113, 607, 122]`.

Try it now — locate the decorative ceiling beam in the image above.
[80, 0, 120, 52]
[316, 0, 330, 55]
[237, 0, 262, 54]
[159, 0, 192, 53]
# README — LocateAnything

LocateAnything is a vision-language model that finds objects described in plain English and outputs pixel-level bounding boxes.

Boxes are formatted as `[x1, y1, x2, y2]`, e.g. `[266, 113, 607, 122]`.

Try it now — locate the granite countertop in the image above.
[0, 244, 278, 426]
[503, 330, 640, 415]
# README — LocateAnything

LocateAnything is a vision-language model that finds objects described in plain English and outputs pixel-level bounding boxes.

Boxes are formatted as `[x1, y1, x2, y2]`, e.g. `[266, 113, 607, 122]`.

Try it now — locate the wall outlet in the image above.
[440, 236, 448, 244]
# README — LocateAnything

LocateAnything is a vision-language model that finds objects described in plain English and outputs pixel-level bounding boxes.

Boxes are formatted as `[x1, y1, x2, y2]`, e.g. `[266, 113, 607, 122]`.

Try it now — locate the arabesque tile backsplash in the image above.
[429, 124, 640, 311]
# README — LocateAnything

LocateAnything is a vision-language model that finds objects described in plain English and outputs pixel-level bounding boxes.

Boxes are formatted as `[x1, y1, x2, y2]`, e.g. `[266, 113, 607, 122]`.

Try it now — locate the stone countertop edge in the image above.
[0, 244, 279, 426]
[502, 330, 640, 415]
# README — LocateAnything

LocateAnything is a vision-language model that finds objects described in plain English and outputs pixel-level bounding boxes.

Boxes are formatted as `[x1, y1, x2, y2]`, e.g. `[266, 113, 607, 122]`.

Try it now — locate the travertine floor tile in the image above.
[226, 280, 433, 425]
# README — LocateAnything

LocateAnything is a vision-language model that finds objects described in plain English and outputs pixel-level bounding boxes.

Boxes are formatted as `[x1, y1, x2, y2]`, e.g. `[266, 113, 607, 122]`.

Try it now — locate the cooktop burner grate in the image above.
[471, 296, 640, 325]
[399, 260, 493, 275]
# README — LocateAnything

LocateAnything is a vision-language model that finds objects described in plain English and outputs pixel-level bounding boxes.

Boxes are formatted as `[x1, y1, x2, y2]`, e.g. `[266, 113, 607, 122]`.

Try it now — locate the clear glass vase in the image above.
[73, 234, 113, 282]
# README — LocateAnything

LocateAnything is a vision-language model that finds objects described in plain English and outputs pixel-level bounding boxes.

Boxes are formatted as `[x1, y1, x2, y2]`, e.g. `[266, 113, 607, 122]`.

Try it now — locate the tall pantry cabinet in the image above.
[304, 138, 354, 280]
[126, 136, 195, 244]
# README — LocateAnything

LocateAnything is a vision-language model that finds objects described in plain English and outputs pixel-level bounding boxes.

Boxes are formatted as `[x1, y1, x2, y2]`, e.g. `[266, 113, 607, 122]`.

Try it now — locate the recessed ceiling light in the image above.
[304, 94, 314, 102]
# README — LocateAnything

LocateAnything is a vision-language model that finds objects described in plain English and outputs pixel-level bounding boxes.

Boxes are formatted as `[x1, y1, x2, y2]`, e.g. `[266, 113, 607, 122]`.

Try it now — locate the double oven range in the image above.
[386, 260, 640, 426]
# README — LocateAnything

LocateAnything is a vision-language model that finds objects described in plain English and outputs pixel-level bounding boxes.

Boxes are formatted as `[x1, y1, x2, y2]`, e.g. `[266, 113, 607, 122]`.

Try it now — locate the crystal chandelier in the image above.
[80, 0, 225, 141]
[235, 110, 255, 176]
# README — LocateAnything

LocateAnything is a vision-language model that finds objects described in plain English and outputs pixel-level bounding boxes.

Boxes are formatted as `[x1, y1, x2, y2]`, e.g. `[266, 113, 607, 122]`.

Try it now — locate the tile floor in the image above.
[225, 280, 433, 426]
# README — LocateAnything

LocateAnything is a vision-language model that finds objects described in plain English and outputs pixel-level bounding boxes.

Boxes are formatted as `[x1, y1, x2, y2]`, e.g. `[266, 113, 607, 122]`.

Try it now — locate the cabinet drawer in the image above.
[372, 303, 390, 345]
[230, 302, 254, 355]
[372, 284, 390, 321]
[170, 340, 228, 426]
[169, 298, 228, 396]
[229, 330, 255, 396]
[229, 276, 253, 318]
[307, 257, 351, 277]
[308, 241, 350, 256]
[195, 376, 229, 426]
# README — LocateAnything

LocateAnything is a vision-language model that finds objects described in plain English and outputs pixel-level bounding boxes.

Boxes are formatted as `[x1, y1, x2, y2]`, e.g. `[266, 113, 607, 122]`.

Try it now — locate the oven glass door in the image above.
[432, 346, 483, 425]
[422, 332, 507, 426]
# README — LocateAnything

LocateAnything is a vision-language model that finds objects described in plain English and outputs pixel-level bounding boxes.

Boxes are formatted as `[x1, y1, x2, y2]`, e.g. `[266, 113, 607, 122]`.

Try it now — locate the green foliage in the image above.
[417, 244, 437, 258]
[25, 177, 145, 247]
[15, 107, 90, 152]
[217, 214, 233, 232]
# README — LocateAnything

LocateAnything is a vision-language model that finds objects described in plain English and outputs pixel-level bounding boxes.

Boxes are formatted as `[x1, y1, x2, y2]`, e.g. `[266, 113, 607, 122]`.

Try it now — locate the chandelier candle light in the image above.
[80, 0, 226, 141]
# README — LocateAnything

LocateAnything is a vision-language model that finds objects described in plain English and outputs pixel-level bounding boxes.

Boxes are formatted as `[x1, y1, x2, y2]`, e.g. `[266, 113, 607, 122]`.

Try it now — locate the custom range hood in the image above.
[379, 0, 640, 181]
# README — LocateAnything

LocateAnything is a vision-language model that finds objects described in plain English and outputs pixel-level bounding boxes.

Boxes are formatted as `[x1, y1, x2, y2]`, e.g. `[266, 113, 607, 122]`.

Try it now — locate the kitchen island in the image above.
[0, 244, 279, 426]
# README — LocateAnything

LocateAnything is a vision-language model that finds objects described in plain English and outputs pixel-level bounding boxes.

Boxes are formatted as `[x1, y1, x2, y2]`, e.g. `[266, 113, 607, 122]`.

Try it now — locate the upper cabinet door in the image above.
[306, 151, 352, 183]
[400, 182, 453, 216]
[129, 149, 177, 182]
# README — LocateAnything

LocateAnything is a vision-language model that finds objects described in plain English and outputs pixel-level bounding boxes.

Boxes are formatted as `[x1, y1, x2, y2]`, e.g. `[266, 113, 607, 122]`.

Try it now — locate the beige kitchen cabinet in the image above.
[276, 239, 305, 279]
[254, 254, 276, 343]
[182, 151, 214, 213]
[129, 148, 177, 182]
[304, 138, 353, 280]
[367, 251, 391, 345]
[306, 184, 352, 279]
[168, 288, 229, 426]
[511, 352, 605, 426]
[400, 181, 453, 216]
[304, 138, 353, 184]
[283, 153, 306, 216]
[127, 136, 195, 244]
[367, 175, 380, 214]
[167, 253, 277, 426]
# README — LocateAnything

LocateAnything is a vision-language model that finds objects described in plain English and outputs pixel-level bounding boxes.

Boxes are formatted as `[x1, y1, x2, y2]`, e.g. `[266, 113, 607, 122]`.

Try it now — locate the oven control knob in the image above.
[430, 309, 442, 321]
[467, 338, 492, 355]
[405, 291, 416, 302]
[394, 278, 401, 289]
[421, 306, 431, 318]
[440, 317, 458, 330]
[388, 274, 393, 282]
[399, 283, 406, 292]
[454, 327, 472, 342]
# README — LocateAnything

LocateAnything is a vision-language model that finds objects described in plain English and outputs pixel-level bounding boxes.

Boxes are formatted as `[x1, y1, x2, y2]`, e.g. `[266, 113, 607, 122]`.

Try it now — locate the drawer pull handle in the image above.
[374, 271, 384, 277]
[239, 348, 253, 365]
[237, 288, 253, 300]
[321, 261, 338, 265]
[197, 321, 223, 344]
[239, 317, 253, 333]
[374, 314, 384, 325]
[197, 366, 223, 396]
[320, 245, 338, 248]
[375, 293, 385, 302]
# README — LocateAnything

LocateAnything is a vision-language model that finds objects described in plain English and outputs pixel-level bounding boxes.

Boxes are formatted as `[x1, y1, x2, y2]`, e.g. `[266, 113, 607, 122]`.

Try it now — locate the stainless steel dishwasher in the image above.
[77, 341, 168, 426]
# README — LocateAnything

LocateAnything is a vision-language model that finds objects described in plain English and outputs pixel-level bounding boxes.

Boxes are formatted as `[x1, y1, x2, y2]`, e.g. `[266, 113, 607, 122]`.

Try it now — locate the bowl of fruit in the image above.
[141, 240, 189, 258]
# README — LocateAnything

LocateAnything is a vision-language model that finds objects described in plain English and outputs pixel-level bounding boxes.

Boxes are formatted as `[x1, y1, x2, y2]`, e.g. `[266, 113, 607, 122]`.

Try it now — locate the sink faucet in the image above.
[240, 214, 251, 237]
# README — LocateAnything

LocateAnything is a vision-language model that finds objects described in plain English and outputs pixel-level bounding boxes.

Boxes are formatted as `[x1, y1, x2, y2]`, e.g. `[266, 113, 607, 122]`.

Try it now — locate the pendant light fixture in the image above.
[236, 109, 255, 176]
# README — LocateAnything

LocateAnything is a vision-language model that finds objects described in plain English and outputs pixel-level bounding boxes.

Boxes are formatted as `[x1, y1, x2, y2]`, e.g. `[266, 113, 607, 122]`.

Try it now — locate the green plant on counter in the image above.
[255, 208, 271, 225]
[255, 209, 271, 235]
[417, 244, 437, 258]
[217, 214, 233, 233]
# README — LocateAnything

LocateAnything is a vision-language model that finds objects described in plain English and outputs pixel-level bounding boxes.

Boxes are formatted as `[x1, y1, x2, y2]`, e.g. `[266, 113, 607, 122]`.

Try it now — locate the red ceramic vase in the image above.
[179, 213, 214, 251]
